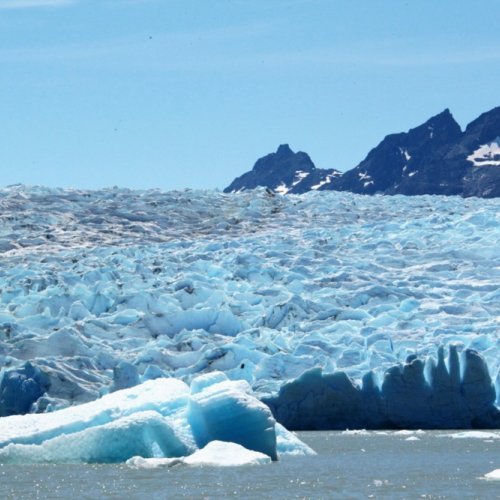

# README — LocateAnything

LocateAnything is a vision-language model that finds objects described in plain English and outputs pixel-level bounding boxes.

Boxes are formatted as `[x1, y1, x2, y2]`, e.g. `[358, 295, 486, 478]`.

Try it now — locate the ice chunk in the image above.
[187, 372, 278, 461]
[183, 440, 271, 466]
[444, 431, 500, 439]
[275, 423, 316, 456]
[126, 441, 271, 467]
[145, 308, 245, 338]
[142, 365, 165, 381]
[394, 430, 415, 436]
[126, 456, 183, 468]
[111, 360, 139, 392]
[0, 378, 192, 451]
[0, 411, 188, 464]
[0, 362, 50, 417]
[484, 469, 500, 480]
[0, 374, 310, 463]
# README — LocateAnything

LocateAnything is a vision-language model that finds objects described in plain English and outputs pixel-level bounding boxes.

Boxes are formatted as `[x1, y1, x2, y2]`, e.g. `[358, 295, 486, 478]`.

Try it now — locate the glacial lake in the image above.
[1, 430, 499, 499]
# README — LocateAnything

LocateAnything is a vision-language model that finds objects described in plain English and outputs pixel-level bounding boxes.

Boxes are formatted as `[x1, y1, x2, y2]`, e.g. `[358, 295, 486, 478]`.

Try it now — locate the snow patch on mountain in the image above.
[399, 148, 411, 161]
[292, 171, 310, 186]
[467, 139, 500, 167]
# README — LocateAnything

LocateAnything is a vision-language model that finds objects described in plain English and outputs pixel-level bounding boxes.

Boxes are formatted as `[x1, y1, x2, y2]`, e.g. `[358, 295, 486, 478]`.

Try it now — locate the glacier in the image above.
[0, 185, 499, 432]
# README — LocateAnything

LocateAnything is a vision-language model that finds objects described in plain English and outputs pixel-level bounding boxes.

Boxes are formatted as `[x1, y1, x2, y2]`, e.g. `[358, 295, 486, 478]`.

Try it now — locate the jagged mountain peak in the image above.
[427, 107, 454, 123]
[418, 108, 462, 135]
[465, 106, 500, 139]
[249, 144, 316, 176]
[223, 145, 339, 195]
[224, 106, 500, 198]
[276, 144, 294, 158]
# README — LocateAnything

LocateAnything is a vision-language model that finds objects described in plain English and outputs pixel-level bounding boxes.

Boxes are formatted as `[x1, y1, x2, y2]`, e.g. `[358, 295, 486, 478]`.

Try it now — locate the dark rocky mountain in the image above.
[461, 107, 500, 197]
[223, 144, 341, 195]
[331, 109, 463, 196]
[224, 107, 500, 198]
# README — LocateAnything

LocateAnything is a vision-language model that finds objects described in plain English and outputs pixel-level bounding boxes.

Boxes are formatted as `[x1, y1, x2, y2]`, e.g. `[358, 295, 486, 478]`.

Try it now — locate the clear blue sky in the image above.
[2, 0, 500, 190]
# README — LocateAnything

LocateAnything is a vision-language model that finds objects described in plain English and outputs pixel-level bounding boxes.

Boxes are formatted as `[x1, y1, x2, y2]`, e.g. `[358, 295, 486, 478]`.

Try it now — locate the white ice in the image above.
[126, 441, 271, 468]
[444, 431, 500, 440]
[484, 469, 500, 480]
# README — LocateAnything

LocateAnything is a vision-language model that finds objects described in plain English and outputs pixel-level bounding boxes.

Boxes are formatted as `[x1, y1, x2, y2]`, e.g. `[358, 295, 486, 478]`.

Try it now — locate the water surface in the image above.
[1, 430, 498, 499]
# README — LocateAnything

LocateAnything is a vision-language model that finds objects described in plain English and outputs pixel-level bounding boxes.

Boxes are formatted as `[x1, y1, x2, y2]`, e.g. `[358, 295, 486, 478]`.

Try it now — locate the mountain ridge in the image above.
[224, 107, 500, 198]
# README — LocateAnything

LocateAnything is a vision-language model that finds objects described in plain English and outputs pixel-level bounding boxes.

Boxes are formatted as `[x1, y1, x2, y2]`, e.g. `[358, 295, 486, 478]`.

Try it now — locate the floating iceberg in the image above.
[127, 441, 272, 468]
[188, 372, 278, 460]
[484, 469, 500, 480]
[0, 372, 314, 464]
[445, 431, 500, 440]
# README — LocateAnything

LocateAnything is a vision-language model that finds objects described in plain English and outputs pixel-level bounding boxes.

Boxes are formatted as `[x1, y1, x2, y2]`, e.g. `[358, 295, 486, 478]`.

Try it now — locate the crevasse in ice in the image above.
[0, 186, 498, 428]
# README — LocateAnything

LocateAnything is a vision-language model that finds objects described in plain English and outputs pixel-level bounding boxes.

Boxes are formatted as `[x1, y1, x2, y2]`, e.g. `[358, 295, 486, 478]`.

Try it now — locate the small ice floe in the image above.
[444, 431, 500, 440]
[484, 469, 500, 480]
[341, 429, 370, 436]
[394, 430, 415, 436]
[127, 441, 271, 468]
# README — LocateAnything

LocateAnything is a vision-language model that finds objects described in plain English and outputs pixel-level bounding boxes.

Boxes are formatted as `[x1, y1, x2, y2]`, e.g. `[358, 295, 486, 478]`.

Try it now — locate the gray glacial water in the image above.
[1, 430, 498, 499]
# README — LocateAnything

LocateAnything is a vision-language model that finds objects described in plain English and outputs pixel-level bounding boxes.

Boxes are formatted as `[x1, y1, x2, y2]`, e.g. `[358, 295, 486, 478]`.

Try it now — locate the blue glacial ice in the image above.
[0, 371, 313, 464]
[0, 185, 499, 430]
[263, 345, 499, 429]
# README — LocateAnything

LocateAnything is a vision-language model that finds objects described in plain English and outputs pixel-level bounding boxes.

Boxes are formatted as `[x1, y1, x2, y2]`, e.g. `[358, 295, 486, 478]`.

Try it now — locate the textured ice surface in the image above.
[0, 372, 310, 463]
[0, 186, 498, 424]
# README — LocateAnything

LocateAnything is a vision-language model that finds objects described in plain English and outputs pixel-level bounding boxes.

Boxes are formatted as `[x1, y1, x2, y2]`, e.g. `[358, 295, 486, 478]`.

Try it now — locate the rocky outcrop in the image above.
[331, 109, 464, 196]
[263, 347, 500, 430]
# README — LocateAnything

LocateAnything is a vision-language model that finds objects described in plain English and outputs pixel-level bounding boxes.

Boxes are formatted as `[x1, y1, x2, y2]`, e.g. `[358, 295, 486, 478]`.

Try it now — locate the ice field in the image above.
[0, 185, 499, 430]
